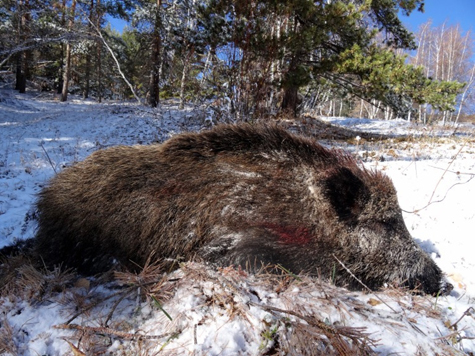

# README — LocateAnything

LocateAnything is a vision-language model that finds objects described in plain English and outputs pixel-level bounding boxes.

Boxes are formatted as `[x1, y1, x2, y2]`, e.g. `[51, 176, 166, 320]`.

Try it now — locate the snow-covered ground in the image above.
[0, 88, 474, 355]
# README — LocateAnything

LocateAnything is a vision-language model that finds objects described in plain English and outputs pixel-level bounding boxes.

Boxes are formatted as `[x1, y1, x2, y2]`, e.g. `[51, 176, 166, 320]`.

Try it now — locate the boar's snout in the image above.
[403, 251, 452, 296]
[354, 219, 448, 296]
[438, 280, 454, 296]
[409, 270, 453, 296]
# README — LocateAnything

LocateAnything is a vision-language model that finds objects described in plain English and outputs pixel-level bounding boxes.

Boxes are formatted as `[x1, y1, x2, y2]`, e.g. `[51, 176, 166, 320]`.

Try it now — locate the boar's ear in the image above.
[322, 167, 368, 223]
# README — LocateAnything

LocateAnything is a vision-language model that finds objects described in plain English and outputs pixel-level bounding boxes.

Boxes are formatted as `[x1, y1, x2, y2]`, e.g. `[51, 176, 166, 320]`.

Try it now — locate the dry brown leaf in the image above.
[367, 298, 382, 306]
[74, 278, 90, 291]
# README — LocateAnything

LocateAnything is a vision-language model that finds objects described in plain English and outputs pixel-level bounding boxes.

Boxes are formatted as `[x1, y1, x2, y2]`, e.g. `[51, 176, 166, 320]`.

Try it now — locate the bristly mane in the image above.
[162, 123, 393, 188]
[161, 123, 337, 165]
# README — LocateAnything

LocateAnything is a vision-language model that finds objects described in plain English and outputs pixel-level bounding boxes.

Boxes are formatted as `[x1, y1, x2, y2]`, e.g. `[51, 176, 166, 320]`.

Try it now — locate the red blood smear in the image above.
[263, 223, 312, 245]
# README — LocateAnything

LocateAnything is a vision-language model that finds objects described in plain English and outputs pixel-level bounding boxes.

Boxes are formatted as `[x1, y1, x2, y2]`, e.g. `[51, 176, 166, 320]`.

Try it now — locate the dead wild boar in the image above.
[33, 123, 450, 294]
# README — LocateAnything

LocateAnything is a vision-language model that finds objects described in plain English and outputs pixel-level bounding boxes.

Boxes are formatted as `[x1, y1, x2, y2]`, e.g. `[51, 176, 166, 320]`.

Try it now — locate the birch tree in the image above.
[411, 20, 474, 122]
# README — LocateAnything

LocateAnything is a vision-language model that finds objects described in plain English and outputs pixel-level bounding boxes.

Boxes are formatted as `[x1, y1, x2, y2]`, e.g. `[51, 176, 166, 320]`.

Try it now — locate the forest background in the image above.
[1, 0, 474, 124]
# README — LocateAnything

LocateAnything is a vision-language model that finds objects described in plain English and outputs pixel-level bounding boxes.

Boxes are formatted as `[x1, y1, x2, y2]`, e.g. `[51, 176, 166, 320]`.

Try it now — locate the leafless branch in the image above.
[403, 142, 471, 214]
[86, 17, 142, 105]
[450, 307, 474, 330]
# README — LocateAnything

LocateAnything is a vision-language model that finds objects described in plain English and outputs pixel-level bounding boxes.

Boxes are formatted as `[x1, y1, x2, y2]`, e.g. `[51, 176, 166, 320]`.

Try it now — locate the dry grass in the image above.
[0, 318, 18, 355]
[0, 257, 473, 355]
[0, 254, 75, 302]
[269, 114, 475, 165]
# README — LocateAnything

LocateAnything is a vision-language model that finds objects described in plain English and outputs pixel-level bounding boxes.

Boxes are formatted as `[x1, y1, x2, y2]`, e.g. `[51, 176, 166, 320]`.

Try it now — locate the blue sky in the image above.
[401, 0, 475, 32]
[108, 1, 475, 36]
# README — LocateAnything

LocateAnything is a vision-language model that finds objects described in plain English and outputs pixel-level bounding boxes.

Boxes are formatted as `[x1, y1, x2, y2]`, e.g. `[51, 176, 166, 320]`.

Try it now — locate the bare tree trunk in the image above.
[61, 0, 76, 102]
[15, 0, 31, 93]
[455, 63, 475, 124]
[15, 55, 26, 93]
[179, 55, 191, 110]
[326, 100, 332, 116]
[83, 0, 94, 99]
[22, 0, 31, 90]
[281, 54, 301, 116]
[148, 0, 162, 108]
[84, 51, 91, 99]
[96, 41, 102, 102]
[96, 0, 103, 103]
[268, 15, 282, 111]
[89, 17, 142, 104]
[281, 85, 299, 115]
[434, 22, 445, 81]
[200, 50, 212, 86]
[179, 0, 196, 110]
[61, 38, 72, 101]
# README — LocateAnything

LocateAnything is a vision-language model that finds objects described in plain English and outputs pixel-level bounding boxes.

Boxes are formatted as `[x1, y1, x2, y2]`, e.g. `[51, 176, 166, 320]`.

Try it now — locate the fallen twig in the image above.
[404, 142, 467, 214]
[40, 143, 57, 174]
[332, 254, 400, 314]
[403, 175, 475, 214]
[428, 165, 475, 176]
[55, 323, 180, 341]
[450, 307, 475, 330]
[248, 301, 377, 355]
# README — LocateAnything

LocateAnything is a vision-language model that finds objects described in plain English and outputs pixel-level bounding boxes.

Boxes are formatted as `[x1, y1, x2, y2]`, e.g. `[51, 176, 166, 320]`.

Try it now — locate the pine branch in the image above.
[55, 324, 179, 340]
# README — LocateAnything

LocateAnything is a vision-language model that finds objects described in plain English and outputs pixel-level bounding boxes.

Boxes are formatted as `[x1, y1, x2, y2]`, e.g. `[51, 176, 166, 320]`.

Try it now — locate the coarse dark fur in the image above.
[31, 124, 449, 294]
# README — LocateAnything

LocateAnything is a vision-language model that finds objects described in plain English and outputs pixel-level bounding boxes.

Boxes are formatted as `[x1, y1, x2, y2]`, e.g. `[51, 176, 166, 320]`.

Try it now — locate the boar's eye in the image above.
[323, 167, 368, 223]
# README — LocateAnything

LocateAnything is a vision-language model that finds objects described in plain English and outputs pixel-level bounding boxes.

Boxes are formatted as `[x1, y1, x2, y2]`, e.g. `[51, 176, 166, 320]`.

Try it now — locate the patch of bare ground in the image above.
[261, 115, 475, 163]
[267, 113, 472, 142]
[263, 114, 391, 142]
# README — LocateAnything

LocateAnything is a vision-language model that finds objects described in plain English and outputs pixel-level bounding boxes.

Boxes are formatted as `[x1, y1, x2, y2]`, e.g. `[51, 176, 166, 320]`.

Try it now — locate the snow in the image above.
[1, 88, 474, 355]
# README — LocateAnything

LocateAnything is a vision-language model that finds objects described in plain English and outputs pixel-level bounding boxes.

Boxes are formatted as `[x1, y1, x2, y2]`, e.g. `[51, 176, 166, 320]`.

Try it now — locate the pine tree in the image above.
[197, 1, 415, 115]
[335, 44, 464, 118]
